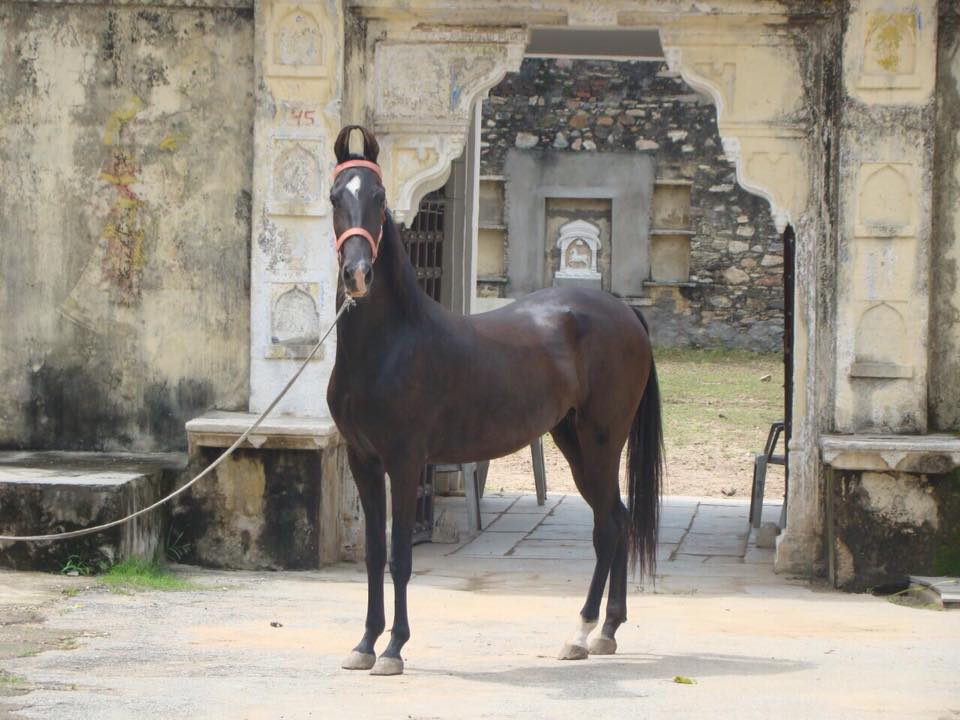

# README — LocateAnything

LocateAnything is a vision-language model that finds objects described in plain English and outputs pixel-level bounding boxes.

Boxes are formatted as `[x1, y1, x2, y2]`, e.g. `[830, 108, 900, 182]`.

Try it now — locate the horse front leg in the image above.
[370, 461, 421, 676]
[342, 448, 387, 671]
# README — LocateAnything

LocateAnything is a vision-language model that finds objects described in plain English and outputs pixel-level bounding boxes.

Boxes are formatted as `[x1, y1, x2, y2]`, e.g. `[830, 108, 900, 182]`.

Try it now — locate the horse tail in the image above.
[626, 308, 664, 579]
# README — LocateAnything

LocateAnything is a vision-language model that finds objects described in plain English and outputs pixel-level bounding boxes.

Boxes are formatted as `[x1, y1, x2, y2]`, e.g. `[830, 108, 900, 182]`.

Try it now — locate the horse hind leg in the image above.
[552, 418, 622, 660]
[589, 500, 628, 655]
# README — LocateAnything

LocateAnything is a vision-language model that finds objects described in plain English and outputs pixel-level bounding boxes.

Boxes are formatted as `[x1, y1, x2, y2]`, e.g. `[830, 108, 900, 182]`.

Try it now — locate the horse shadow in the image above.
[410, 651, 811, 700]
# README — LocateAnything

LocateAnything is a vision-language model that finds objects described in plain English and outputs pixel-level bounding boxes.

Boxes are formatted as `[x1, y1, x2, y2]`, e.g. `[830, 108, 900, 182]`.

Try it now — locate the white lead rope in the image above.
[0, 297, 355, 543]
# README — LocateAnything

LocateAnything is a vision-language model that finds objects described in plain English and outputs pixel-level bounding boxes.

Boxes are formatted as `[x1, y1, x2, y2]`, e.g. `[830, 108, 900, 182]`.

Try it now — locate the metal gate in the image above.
[400, 189, 446, 303]
[399, 188, 448, 543]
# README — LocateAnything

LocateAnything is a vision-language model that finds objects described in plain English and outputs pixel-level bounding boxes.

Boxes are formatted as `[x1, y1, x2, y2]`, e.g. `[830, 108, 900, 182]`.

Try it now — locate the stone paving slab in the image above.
[485, 513, 546, 533]
[527, 524, 591, 541]
[511, 540, 594, 560]
[438, 493, 778, 584]
[456, 531, 526, 557]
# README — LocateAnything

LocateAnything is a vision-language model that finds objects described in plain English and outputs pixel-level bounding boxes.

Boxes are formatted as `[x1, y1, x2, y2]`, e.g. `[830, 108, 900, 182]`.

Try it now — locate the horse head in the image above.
[331, 125, 385, 299]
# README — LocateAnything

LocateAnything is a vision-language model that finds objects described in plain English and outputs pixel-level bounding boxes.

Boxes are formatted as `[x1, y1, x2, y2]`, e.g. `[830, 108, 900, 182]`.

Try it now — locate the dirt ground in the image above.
[1, 551, 958, 720]
[486, 349, 786, 499]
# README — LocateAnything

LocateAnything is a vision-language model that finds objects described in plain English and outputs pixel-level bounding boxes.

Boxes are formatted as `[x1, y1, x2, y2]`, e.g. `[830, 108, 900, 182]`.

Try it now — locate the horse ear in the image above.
[358, 126, 380, 163]
[334, 125, 357, 164]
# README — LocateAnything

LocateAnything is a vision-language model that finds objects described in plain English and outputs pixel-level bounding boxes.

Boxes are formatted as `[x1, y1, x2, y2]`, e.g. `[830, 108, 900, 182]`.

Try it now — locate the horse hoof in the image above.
[558, 643, 589, 661]
[342, 651, 376, 670]
[588, 636, 617, 655]
[370, 656, 404, 676]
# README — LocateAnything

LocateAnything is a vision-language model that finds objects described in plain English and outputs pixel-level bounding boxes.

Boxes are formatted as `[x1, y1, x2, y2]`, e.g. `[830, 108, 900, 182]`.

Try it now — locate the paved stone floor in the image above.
[432, 492, 782, 594]
[1, 493, 958, 720]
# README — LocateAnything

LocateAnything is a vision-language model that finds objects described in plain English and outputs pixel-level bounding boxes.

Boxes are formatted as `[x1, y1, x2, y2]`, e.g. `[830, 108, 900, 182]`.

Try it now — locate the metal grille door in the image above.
[400, 190, 446, 303]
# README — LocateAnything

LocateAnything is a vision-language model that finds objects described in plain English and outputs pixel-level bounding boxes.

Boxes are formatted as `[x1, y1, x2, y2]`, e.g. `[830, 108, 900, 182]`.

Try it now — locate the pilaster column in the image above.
[834, 0, 938, 433]
[249, 0, 343, 416]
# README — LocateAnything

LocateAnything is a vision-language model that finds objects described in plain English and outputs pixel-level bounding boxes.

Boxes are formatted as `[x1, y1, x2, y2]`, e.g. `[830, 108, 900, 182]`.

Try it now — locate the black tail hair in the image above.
[626, 308, 664, 579]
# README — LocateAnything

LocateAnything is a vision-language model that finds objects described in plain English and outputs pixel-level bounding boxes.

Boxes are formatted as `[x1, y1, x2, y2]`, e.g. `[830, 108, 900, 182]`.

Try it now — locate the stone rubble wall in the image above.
[480, 58, 785, 353]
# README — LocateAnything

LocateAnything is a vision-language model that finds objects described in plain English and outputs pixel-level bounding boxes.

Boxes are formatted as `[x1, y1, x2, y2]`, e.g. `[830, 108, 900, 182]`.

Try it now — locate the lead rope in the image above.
[0, 297, 355, 543]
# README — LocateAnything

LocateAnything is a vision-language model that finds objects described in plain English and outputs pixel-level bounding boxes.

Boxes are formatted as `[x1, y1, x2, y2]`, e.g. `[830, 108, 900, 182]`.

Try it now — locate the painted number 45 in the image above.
[290, 109, 316, 126]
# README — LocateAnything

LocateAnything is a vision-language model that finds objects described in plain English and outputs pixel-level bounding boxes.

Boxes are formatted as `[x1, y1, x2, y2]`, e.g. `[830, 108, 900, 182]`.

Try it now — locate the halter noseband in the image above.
[332, 160, 385, 261]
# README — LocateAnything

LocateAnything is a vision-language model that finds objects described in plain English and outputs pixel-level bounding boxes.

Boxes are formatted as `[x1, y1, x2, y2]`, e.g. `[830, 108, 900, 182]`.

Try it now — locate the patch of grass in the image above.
[165, 527, 192, 563]
[656, 348, 784, 453]
[59, 555, 94, 577]
[654, 345, 781, 365]
[0, 671, 25, 686]
[101, 557, 195, 592]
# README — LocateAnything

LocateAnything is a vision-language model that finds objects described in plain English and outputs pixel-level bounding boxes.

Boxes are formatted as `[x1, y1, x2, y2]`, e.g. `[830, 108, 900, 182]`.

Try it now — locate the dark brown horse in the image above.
[327, 126, 663, 676]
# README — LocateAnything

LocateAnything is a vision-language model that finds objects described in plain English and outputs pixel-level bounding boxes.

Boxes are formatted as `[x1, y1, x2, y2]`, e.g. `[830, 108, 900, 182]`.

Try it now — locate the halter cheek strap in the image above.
[332, 159, 385, 261]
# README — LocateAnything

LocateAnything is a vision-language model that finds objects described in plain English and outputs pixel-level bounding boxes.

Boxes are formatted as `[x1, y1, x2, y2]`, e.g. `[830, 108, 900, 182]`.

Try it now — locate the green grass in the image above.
[0, 670, 26, 686]
[655, 346, 785, 461]
[100, 557, 195, 592]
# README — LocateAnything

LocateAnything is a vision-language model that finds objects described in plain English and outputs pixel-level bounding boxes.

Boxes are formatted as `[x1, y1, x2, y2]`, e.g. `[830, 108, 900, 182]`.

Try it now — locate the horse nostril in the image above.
[342, 265, 353, 284]
[363, 267, 373, 286]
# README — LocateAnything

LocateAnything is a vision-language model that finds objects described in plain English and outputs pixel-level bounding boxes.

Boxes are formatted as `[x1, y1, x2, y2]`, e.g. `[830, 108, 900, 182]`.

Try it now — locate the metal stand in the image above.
[750, 421, 786, 529]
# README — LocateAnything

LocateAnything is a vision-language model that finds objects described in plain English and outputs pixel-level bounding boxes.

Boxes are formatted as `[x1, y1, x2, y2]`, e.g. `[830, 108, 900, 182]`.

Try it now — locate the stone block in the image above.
[172, 446, 329, 571]
[831, 468, 960, 592]
[0, 452, 185, 572]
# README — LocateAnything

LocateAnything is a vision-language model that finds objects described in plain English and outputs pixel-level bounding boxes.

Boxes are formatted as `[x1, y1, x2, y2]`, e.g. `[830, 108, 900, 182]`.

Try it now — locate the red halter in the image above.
[332, 160, 385, 261]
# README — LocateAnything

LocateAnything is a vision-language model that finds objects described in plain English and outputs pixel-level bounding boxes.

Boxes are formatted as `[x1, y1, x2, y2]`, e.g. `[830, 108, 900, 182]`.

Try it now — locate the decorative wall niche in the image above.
[543, 197, 612, 292]
[651, 181, 692, 230]
[855, 162, 916, 238]
[851, 302, 912, 379]
[649, 179, 693, 283]
[268, 283, 323, 360]
[269, 138, 325, 216]
[649, 232, 692, 283]
[266, 5, 327, 79]
[477, 177, 506, 281]
[860, 12, 919, 86]
[554, 219, 602, 287]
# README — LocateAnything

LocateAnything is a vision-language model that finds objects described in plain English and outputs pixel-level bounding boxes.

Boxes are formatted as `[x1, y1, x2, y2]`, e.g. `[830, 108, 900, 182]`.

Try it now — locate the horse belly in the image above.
[428, 354, 574, 464]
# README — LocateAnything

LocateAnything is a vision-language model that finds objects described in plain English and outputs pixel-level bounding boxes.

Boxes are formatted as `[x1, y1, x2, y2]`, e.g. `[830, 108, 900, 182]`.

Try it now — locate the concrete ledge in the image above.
[0, 451, 186, 571]
[820, 434, 960, 474]
[186, 411, 340, 451]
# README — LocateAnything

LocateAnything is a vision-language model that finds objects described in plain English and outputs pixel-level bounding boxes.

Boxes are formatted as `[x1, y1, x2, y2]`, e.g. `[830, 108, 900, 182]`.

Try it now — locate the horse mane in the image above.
[378, 209, 428, 320]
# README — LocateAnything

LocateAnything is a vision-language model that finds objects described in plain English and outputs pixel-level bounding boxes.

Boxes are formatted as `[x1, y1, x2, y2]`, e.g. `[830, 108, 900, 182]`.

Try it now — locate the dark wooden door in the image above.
[782, 225, 795, 517]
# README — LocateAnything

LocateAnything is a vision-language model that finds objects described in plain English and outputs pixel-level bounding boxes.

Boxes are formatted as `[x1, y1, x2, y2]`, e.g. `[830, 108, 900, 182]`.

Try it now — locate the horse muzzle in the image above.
[342, 259, 373, 298]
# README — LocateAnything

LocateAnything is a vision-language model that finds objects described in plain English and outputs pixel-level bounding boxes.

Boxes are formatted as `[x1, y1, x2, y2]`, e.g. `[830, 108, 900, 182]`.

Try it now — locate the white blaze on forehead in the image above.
[345, 175, 363, 198]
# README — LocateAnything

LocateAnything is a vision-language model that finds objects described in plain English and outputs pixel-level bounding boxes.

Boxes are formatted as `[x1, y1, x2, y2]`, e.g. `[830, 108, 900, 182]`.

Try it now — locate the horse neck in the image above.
[336, 212, 435, 357]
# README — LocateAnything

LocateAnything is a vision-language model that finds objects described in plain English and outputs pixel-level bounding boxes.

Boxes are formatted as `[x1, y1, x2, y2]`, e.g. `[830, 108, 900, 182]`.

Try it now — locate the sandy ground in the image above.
[1, 517, 958, 720]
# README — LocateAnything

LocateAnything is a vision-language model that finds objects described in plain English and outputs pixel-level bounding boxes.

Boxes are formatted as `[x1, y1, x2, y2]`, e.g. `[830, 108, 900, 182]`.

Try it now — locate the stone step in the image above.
[0, 451, 186, 572]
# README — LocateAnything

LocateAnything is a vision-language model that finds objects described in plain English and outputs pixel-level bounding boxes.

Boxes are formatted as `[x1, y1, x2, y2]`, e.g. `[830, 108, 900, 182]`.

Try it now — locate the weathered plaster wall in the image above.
[0, 2, 255, 451]
[832, 468, 960, 592]
[480, 59, 785, 352]
[931, 7, 960, 432]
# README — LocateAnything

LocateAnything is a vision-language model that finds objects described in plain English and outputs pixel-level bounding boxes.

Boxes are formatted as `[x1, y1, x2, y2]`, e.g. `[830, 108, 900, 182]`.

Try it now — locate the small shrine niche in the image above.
[268, 284, 322, 359]
[554, 219, 602, 289]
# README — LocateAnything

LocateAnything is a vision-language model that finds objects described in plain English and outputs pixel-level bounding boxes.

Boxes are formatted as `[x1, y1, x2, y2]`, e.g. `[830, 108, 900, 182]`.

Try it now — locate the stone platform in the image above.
[432, 492, 782, 594]
[0, 451, 186, 572]
[177, 412, 353, 570]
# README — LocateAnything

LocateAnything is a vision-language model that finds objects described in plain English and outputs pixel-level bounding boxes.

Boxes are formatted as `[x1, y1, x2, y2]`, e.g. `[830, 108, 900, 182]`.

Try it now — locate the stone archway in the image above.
[342, 5, 823, 574]
[244, 0, 939, 579]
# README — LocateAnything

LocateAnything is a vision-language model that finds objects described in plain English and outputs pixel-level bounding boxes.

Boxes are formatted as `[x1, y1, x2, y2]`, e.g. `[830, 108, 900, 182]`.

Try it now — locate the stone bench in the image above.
[0, 451, 186, 572]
